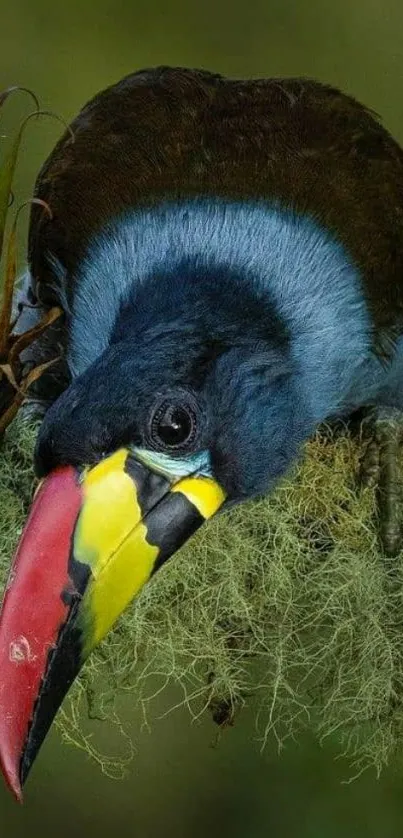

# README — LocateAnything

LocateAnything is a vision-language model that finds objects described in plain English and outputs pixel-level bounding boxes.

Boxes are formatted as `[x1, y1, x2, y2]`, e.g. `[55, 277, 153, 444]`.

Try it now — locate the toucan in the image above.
[1, 66, 403, 801]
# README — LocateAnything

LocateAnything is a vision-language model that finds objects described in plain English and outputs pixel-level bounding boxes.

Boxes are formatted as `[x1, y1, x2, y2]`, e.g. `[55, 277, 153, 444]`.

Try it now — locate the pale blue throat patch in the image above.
[132, 448, 213, 480]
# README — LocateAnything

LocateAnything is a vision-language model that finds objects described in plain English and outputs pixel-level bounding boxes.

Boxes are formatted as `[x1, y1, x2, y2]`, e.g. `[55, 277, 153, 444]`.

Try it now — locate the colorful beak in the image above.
[0, 448, 225, 801]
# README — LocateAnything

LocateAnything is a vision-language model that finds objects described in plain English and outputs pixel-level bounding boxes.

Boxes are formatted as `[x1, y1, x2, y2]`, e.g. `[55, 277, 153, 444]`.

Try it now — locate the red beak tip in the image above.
[3, 775, 23, 804]
[12, 785, 24, 805]
[0, 755, 23, 803]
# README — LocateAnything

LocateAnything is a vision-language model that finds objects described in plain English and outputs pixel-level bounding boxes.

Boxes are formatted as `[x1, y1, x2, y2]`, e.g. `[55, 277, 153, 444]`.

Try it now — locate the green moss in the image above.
[1, 416, 403, 779]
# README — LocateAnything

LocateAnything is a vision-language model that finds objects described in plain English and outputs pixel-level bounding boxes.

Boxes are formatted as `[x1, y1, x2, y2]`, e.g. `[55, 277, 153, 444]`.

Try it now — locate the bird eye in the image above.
[150, 400, 197, 451]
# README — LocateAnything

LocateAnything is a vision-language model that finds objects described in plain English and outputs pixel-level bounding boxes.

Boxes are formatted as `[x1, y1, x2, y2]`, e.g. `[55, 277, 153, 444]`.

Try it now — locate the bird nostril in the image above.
[33, 450, 48, 480]
[34, 437, 56, 479]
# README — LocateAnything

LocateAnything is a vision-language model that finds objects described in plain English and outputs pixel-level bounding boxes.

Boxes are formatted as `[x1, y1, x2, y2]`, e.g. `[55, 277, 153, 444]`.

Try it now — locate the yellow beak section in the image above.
[75, 448, 225, 657]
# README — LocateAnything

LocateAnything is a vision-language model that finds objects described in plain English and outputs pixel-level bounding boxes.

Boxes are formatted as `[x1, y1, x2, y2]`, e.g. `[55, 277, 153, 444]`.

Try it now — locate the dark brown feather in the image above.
[28, 66, 403, 355]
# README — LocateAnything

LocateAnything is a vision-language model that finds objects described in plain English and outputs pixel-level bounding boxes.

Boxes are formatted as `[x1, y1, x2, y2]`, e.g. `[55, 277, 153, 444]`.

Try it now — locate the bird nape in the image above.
[1, 66, 403, 801]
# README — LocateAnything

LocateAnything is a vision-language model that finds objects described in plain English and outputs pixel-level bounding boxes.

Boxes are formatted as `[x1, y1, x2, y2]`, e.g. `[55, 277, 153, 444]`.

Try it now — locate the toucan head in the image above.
[0, 225, 315, 801]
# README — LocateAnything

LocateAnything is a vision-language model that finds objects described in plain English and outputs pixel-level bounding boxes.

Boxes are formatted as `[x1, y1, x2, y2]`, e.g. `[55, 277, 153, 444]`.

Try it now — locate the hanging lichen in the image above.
[1, 416, 403, 781]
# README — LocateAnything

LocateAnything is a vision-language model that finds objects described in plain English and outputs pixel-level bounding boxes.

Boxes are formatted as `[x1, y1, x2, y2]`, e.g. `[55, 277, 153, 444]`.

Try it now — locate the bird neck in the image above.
[66, 197, 373, 423]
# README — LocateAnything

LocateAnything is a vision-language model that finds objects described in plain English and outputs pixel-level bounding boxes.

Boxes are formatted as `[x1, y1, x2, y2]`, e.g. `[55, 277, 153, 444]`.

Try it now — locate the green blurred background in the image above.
[2, 1, 403, 835]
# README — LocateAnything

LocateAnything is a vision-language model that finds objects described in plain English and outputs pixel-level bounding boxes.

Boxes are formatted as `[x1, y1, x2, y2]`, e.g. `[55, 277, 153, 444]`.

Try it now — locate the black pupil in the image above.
[156, 404, 193, 447]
